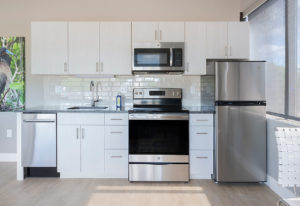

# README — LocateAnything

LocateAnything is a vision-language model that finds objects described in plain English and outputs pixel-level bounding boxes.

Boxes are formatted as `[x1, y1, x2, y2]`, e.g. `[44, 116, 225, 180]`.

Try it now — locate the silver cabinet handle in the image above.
[82, 128, 85, 139]
[111, 155, 122, 158]
[64, 62, 68, 72]
[196, 132, 208, 135]
[170, 48, 173, 67]
[196, 119, 208, 122]
[186, 62, 189, 72]
[110, 131, 123, 134]
[160, 30, 162, 41]
[111, 118, 122, 121]
[196, 156, 208, 159]
[96, 62, 99, 72]
[100, 62, 103, 72]
[155, 30, 158, 41]
[225, 46, 228, 57]
[76, 128, 79, 139]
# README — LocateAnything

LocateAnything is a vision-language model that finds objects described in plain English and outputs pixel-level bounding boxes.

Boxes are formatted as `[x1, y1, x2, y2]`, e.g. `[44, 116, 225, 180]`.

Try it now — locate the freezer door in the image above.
[215, 105, 267, 182]
[215, 61, 265, 101]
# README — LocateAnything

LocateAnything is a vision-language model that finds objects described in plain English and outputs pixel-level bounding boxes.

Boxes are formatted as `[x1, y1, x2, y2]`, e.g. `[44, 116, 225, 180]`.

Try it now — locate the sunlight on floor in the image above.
[86, 184, 211, 206]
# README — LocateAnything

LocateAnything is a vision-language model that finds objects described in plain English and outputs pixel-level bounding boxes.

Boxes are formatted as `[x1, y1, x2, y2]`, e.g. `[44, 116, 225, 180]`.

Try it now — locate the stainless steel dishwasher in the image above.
[22, 113, 57, 168]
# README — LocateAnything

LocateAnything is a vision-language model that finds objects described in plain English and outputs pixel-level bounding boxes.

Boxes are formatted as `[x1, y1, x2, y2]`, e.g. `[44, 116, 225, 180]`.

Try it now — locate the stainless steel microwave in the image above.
[132, 42, 184, 74]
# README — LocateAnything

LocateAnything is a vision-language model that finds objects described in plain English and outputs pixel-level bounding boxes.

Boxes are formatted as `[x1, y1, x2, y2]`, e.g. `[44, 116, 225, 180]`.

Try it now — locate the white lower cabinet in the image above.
[80, 126, 105, 176]
[57, 113, 128, 178]
[190, 150, 213, 179]
[57, 125, 81, 175]
[57, 124, 104, 178]
[189, 113, 214, 179]
[105, 150, 128, 178]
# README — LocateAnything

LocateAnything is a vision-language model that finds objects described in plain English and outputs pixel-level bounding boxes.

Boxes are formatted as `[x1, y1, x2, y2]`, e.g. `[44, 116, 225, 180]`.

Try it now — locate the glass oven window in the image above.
[129, 120, 189, 155]
[134, 48, 170, 67]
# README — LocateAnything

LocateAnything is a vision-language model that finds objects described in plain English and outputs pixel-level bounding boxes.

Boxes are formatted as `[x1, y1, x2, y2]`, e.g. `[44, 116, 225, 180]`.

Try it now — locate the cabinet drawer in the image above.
[190, 126, 213, 150]
[57, 113, 104, 125]
[105, 150, 128, 178]
[105, 113, 128, 125]
[105, 126, 128, 149]
[190, 150, 213, 179]
[190, 114, 213, 126]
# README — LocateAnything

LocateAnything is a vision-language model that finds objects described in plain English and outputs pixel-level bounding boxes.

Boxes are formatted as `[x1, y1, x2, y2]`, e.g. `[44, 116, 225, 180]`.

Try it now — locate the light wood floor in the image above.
[0, 163, 279, 206]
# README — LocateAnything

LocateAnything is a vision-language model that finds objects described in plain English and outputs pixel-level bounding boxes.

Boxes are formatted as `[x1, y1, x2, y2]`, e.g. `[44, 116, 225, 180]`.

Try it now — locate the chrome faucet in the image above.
[90, 81, 101, 107]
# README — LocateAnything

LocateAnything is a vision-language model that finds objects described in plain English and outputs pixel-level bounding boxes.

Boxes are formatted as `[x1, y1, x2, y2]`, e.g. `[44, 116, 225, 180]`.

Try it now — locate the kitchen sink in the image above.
[67, 106, 108, 110]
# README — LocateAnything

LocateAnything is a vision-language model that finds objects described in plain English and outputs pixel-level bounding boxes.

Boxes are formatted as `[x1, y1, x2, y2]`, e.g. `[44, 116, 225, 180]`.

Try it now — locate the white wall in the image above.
[240, 0, 258, 11]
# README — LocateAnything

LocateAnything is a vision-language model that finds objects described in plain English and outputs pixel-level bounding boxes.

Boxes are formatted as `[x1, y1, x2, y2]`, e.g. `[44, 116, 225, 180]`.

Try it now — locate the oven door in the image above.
[129, 113, 189, 162]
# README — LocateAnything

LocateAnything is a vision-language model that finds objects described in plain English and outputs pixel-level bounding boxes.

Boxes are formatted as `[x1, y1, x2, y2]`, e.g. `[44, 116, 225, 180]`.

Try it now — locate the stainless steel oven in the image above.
[128, 88, 189, 182]
[132, 42, 184, 74]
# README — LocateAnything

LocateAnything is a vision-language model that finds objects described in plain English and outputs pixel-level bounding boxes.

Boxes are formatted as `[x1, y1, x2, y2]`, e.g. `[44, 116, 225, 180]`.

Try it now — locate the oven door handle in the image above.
[170, 48, 173, 67]
[129, 113, 189, 120]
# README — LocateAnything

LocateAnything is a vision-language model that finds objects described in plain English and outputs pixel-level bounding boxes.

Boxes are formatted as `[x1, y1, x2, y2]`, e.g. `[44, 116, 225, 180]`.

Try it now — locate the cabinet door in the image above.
[57, 125, 81, 175]
[81, 126, 105, 175]
[228, 22, 250, 59]
[190, 150, 213, 179]
[100, 22, 131, 75]
[105, 150, 128, 178]
[31, 22, 68, 74]
[190, 126, 214, 150]
[184, 22, 206, 75]
[206, 22, 228, 59]
[158, 22, 184, 42]
[105, 126, 128, 149]
[68, 22, 100, 74]
[132, 22, 158, 42]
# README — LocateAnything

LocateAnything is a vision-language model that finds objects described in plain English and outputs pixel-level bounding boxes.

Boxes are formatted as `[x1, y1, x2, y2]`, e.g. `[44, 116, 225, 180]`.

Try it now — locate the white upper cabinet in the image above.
[206, 22, 228, 59]
[132, 22, 184, 42]
[100, 22, 131, 75]
[158, 22, 184, 42]
[132, 22, 158, 42]
[31, 22, 68, 75]
[206, 22, 250, 59]
[68, 22, 100, 74]
[228, 22, 250, 59]
[184, 22, 206, 75]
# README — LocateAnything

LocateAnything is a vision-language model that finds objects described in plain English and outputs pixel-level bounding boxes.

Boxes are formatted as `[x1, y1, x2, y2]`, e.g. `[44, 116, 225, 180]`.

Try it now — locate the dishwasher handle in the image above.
[23, 119, 56, 123]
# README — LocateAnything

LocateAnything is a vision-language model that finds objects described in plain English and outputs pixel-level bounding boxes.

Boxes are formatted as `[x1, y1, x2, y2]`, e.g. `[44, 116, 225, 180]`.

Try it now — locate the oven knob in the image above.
[176, 92, 180, 96]
[139, 92, 143, 95]
[157, 157, 161, 160]
[172, 92, 175, 96]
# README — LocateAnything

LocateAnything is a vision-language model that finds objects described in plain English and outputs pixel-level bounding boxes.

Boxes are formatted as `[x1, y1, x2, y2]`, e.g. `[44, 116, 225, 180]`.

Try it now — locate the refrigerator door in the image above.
[215, 105, 267, 182]
[215, 61, 265, 101]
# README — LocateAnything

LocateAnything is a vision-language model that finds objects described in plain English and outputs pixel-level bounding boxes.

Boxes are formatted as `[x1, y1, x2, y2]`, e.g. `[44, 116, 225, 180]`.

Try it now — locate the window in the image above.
[249, 0, 286, 114]
[297, 0, 300, 117]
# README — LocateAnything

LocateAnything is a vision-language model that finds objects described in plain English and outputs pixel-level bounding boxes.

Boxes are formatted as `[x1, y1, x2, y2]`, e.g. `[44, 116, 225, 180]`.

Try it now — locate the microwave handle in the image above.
[170, 48, 173, 67]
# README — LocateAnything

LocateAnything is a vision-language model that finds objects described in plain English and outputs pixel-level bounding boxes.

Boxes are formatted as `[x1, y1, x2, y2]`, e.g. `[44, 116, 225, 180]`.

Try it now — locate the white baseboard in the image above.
[0, 153, 17, 162]
[266, 175, 296, 199]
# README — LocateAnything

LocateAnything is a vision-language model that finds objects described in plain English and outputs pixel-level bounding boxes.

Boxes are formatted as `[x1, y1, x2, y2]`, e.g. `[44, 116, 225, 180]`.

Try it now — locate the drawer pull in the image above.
[196, 119, 208, 122]
[111, 155, 122, 158]
[196, 132, 208, 135]
[110, 118, 123, 121]
[110, 131, 123, 134]
[196, 156, 208, 159]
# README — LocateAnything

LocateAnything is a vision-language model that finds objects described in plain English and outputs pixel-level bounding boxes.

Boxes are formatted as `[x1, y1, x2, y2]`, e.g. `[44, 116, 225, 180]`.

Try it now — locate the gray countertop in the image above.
[1, 105, 215, 114]
[184, 106, 215, 114]
[22, 106, 129, 113]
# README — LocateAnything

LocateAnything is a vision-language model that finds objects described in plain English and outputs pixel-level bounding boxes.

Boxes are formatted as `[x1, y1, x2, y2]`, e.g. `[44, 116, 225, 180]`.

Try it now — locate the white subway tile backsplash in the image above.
[42, 75, 204, 108]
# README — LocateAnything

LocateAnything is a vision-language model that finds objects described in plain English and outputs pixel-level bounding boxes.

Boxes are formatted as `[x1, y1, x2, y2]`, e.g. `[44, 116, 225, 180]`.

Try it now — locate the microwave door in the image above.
[134, 48, 170, 67]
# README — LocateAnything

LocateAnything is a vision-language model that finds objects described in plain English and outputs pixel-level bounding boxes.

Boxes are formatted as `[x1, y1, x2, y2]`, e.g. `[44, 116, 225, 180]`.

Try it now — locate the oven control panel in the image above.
[133, 88, 182, 99]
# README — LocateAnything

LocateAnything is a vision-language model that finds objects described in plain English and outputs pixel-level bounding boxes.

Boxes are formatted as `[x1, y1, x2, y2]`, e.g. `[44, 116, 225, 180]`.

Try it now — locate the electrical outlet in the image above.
[6, 129, 12, 138]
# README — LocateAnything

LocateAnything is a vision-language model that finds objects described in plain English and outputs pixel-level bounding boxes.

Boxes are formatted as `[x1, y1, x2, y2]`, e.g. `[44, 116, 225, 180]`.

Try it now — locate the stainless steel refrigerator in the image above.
[212, 61, 267, 183]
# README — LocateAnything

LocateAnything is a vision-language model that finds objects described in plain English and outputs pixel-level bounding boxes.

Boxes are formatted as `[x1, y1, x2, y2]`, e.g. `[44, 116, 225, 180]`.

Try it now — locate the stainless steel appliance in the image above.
[213, 61, 267, 183]
[22, 113, 57, 168]
[129, 88, 189, 182]
[132, 42, 184, 74]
